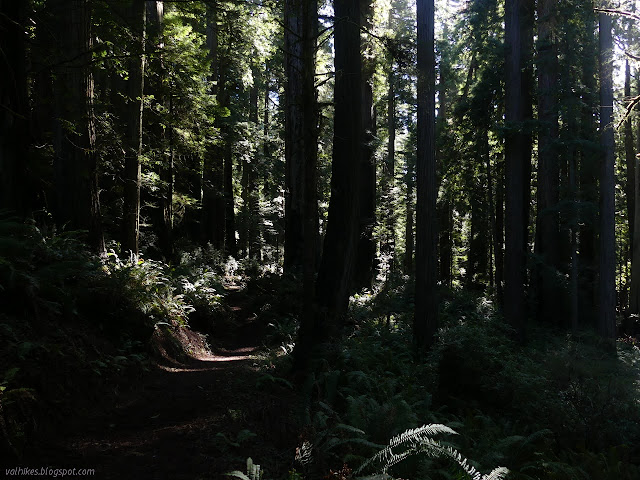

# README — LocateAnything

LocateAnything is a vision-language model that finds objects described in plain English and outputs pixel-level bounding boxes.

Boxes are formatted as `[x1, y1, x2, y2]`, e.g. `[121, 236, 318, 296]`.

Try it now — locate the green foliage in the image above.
[227, 457, 264, 480]
[356, 424, 508, 480]
[0, 214, 229, 458]
[288, 283, 640, 479]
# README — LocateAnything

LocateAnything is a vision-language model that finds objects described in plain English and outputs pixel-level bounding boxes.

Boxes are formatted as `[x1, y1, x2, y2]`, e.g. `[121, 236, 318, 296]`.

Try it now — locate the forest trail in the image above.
[31, 286, 298, 480]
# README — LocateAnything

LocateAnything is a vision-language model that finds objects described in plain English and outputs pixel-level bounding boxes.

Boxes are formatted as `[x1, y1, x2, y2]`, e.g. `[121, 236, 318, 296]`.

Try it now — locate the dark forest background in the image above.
[1, 0, 640, 478]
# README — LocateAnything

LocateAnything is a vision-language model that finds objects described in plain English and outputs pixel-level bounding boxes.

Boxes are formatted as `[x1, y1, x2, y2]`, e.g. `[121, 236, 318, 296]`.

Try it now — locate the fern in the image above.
[227, 457, 263, 480]
[356, 424, 509, 480]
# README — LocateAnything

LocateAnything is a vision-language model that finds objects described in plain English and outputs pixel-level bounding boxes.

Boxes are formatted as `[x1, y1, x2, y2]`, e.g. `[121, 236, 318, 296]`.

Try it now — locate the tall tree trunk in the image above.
[247, 61, 260, 259]
[202, 5, 225, 249]
[535, 0, 561, 323]
[404, 160, 415, 274]
[160, 94, 174, 258]
[569, 142, 579, 331]
[354, 0, 376, 291]
[631, 73, 640, 314]
[495, 158, 505, 305]
[147, 1, 172, 259]
[631, 141, 640, 314]
[260, 65, 272, 259]
[122, 0, 146, 258]
[438, 198, 452, 288]
[239, 69, 259, 258]
[415, 0, 437, 350]
[314, 0, 362, 330]
[484, 127, 494, 287]
[223, 133, 237, 257]
[504, 0, 527, 341]
[521, 0, 534, 259]
[625, 60, 635, 304]
[0, 0, 30, 216]
[53, 0, 104, 253]
[284, 0, 318, 274]
[597, 9, 616, 340]
[578, 5, 598, 328]
[383, 59, 396, 273]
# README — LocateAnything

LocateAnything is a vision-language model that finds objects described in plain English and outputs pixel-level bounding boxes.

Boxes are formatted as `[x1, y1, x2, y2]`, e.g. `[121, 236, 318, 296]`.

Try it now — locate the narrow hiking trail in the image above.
[30, 286, 300, 480]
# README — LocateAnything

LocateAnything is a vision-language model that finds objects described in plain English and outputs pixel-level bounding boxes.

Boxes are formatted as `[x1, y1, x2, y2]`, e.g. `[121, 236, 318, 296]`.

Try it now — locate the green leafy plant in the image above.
[227, 457, 264, 480]
[356, 424, 509, 480]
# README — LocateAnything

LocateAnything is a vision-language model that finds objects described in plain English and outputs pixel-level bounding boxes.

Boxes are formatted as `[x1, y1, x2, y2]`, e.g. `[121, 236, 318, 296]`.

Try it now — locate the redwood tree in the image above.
[415, 0, 437, 350]
[598, 8, 616, 340]
[503, 0, 528, 341]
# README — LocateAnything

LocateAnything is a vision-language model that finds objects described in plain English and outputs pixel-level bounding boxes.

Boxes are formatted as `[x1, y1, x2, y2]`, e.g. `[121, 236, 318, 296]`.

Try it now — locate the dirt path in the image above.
[30, 288, 299, 480]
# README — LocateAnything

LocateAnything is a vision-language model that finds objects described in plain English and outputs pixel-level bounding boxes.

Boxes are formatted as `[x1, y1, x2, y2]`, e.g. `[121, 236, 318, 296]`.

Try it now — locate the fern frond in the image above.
[225, 471, 250, 480]
[335, 423, 366, 435]
[356, 424, 509, 480]
[355, 424, 456, 474]
[484, 467, 510, 480]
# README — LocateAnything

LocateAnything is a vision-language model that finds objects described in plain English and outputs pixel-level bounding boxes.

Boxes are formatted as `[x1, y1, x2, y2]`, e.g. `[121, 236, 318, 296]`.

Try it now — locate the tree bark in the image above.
[384, 62, 396, 274]
[52, 0, 104, 253]
[504, 0, 527, 341]
[625, 60, 635, 301]
[535, 0, 561, 323]
[631, 150, 640, 314]
[0, 0, 30, 216]
[122, 0, 146, 258]
[284, 0, 319, 275]
[598, 10, 616, 340]
[495, 157, 505, 305]
[202, 5, 225, 249]
[415, 0, 438, 350]
[404, 162, 415, 274]
[354, 0, 376, 291]
[578, 5, 598, 328]
[314, 0, 362, 330]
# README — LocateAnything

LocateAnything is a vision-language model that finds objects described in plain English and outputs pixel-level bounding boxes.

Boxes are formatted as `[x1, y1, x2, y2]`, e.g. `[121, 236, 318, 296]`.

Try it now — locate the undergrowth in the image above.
[2, 212, 639, 479]
[0, 214, 230, 459]
[265, 278, 640, 480]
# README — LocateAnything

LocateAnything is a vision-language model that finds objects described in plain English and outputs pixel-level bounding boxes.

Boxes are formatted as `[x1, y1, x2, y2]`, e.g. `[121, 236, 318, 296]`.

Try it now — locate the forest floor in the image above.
[28, 285, 301, 480]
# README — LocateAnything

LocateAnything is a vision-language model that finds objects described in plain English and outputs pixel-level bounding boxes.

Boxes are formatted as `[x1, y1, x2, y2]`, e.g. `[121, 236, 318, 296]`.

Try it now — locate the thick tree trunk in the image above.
[631, 152, 640, 314]
[415, 0, 437, 350]
[598, 10, 616, 340]
[354, 0, 376, 291]
[535, 0, 561, 323]
[122, 0, 146, 258]
[503, 0, 527, 341]
[314, 0, 362, 330]
[0, 1, 30, 215]
[52, 0, 104, 253]
[578, 6, 599, 327]
[521, 0, 534, 259]
[284, 0, 318, 275]
[354, 82, 376, 290]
